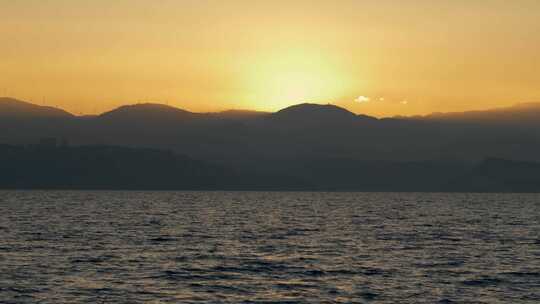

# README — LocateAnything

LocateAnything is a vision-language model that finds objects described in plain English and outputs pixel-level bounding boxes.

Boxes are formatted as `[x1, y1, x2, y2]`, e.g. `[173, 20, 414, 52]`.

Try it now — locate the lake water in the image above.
[1, 191, 539, 303]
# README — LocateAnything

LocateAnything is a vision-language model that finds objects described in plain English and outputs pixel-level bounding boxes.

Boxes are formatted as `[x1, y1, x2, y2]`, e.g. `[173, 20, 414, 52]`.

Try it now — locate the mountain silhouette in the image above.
[0, 144, 311, 190]
[0, 144, 229, 190]
[410, 102, 540, 127]
[0, 97, 73, 118]
[98, 103, 201, 123]
[269, 103, 376, 126]
[2, 97, 540, 191]
[1, 143, 540, 192]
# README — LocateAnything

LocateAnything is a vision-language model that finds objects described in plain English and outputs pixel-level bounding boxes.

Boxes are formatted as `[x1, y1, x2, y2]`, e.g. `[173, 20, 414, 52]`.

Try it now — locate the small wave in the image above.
[356, 291, 379, 300]
[190, 283, 250, 294]
[275, 282, 317, 290]
[148, 236, 176, 243]
[501, 271, 540, 278]
[156, 269, 239, 282]
[154, 270, 205, 281]
[70, 255, 114, 264]
[326, 269, 359, 276]
[302, 269, 325, 277]
[415, 260, 464, 268]
[462, 276, 504, 287]
[362, 268, 388, 276]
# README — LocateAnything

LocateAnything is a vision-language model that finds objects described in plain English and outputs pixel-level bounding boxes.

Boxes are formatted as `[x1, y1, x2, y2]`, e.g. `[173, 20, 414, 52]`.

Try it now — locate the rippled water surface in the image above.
[1, 191, 540, 303]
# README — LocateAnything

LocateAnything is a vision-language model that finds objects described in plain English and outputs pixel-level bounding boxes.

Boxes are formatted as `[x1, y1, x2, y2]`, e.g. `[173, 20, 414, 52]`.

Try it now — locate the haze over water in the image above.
[1, 191, 539, 303]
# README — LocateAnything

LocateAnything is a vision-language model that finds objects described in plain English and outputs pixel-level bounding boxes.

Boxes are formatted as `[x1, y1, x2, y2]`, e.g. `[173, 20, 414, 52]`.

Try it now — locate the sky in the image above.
[1, 0, 540, 117]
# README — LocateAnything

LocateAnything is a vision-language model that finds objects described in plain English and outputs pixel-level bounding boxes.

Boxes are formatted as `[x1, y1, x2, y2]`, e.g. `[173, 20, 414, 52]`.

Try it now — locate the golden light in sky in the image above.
[238, 49, 354, 111]
[1, 1, 540, 117]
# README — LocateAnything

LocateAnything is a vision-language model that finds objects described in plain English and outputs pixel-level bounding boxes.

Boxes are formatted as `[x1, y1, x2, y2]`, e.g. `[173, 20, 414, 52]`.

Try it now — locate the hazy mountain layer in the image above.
[1, 144, 540, 192]
[2, 97, 540, 191]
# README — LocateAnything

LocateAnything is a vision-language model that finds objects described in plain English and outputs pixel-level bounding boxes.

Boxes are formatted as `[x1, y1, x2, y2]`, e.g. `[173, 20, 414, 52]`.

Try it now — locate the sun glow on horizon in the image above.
[236, 49, 356, 111]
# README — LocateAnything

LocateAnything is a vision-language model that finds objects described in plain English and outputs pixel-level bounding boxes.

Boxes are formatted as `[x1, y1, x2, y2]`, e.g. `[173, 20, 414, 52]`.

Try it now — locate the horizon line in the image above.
[1, 96, 539, 120]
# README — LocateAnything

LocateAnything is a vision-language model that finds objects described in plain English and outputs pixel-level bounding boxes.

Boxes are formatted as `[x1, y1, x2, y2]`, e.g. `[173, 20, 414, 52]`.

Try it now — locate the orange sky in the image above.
[1, 0, 540, 117]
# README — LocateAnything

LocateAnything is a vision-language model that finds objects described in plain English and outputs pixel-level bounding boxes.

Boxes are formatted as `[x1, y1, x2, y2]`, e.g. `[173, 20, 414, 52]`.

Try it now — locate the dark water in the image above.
[1, 191, 539, 303]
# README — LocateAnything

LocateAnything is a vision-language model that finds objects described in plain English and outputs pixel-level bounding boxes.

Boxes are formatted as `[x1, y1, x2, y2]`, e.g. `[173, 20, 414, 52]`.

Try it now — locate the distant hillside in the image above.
[98, 103, 201, 123]
[409, 102, 540, 126]
[0, 144, 314, 190]
[0, 144, 229, 190]
[0, 97, 73, 118]
[269, 103, 376, 126]
[1, 143, 540, 191]
[2, 98, 540, 180]
[448, 158, 540, 192]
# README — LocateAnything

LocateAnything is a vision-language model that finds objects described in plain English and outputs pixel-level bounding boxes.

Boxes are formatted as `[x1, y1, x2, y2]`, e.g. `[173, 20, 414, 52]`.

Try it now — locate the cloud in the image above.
[355, 96, 370, 103]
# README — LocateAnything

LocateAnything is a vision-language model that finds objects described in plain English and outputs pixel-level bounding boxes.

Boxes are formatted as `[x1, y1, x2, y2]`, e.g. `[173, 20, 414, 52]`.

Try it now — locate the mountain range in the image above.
[2, 97, 540, 191]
